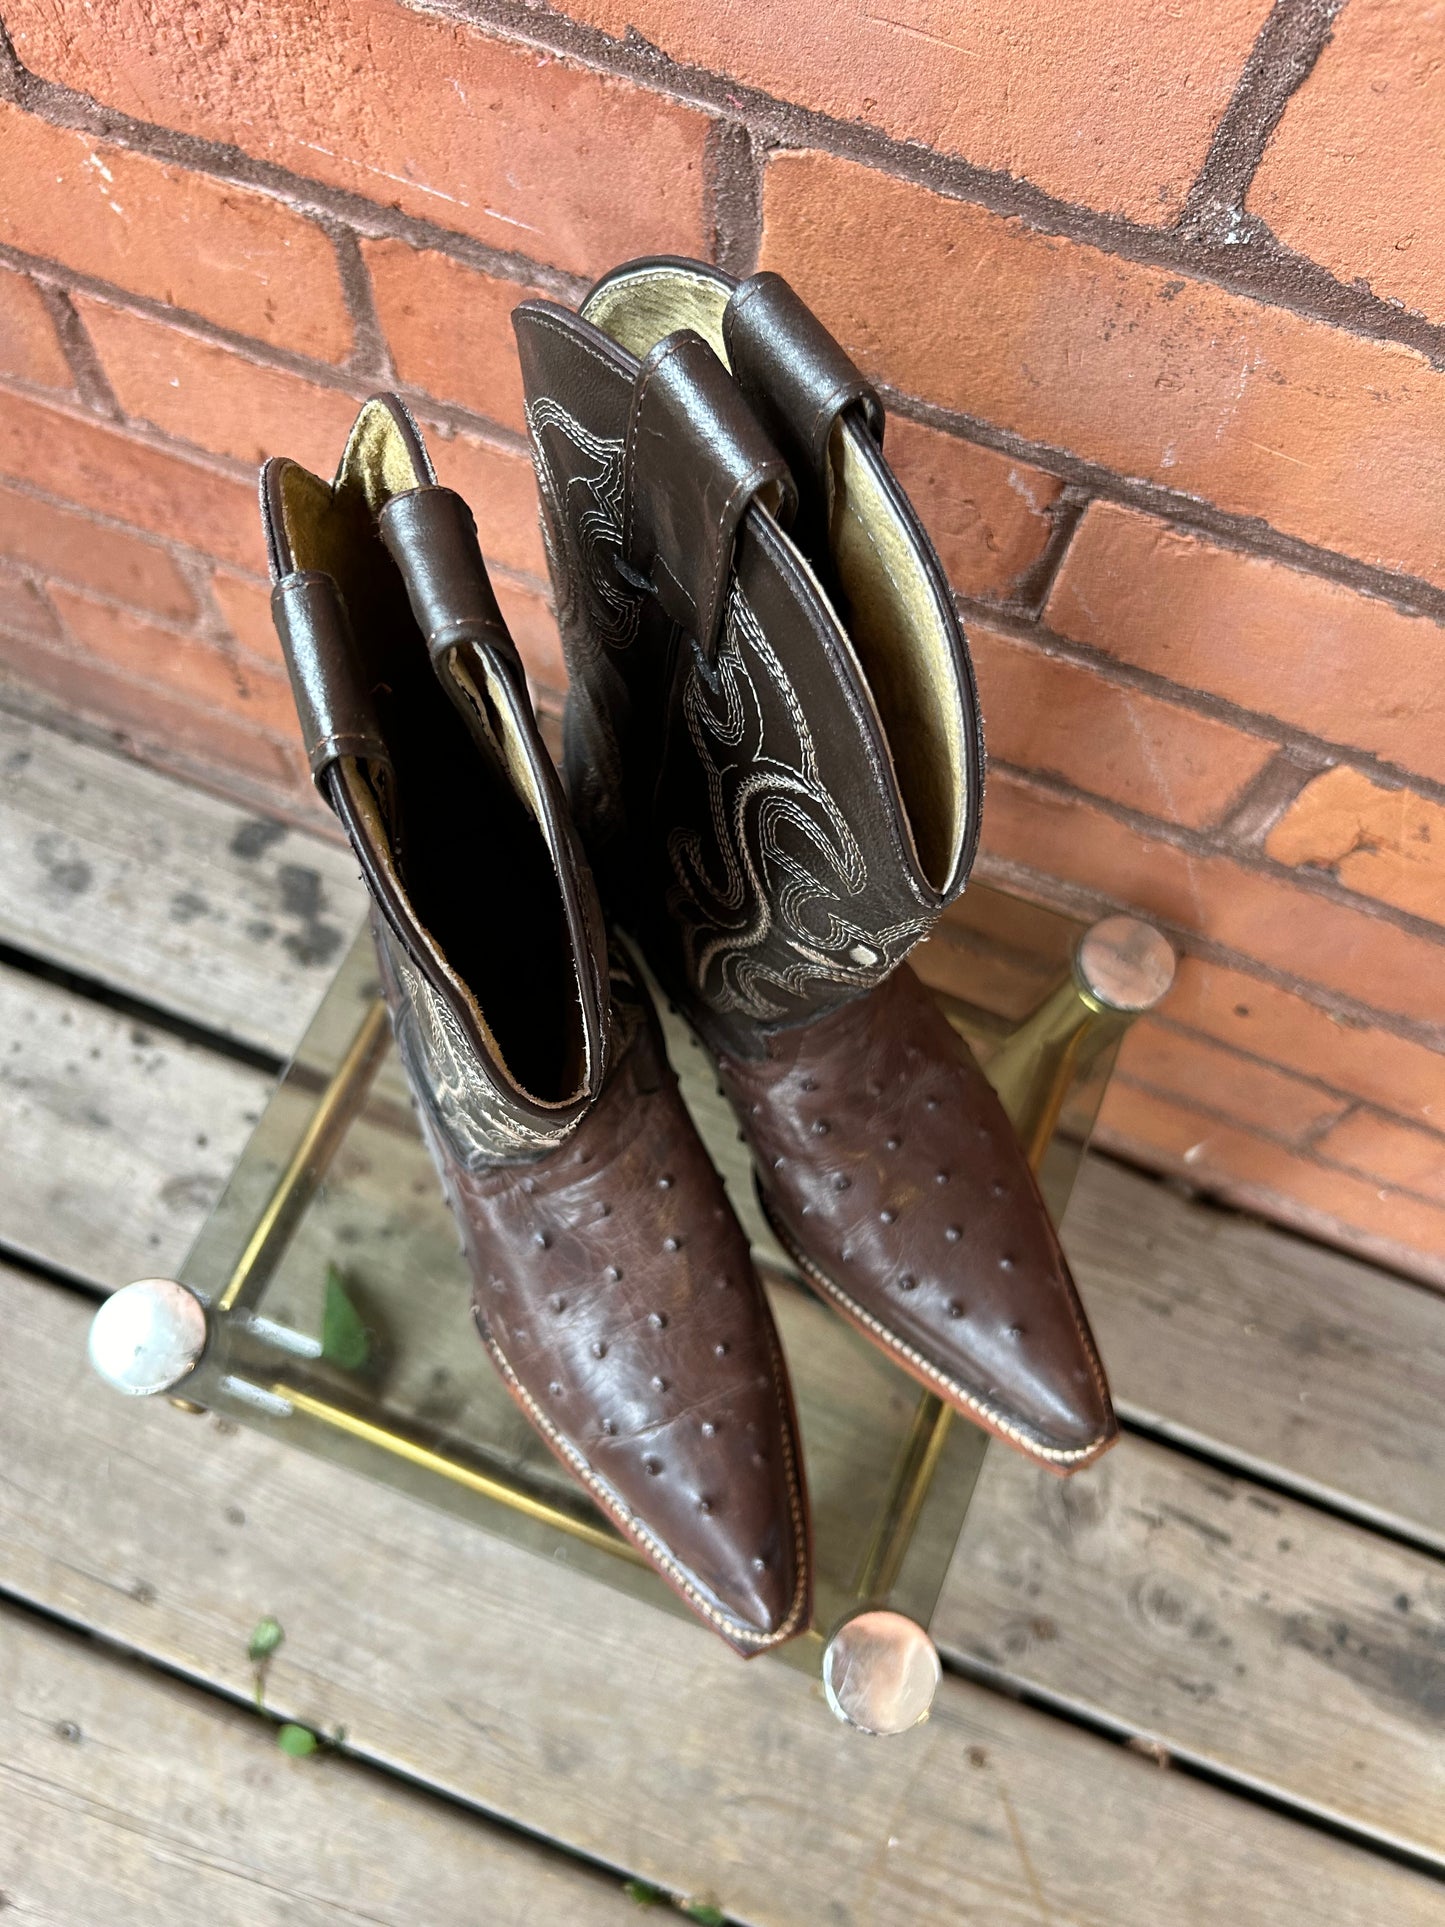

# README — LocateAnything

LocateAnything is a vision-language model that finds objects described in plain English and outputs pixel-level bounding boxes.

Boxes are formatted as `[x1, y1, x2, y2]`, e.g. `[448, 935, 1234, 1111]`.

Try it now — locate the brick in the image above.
[885, 418, 1062, 601]
[1097, 1078, 1445, 1286]
[73, 302, 548, 582]
[50, 585, 296, 738]
[759, 150, 1445, 589]
[211, 569, 283, 670]
[1266, 766, 1445, 927]
[0, 265, 71, 389]
[914, 911, 1064, 1025]
[1317, 1107, 1445, 1206]
[0, 386, 261, 571]
[0, 562, 60, 639]
[557, 0, 1271, 224]
[1248, 0, 1445, 326]
[364, 241, 541, 436]
[77, 297, 361, 474]
[1165, 956, 1445, 1131]
[0, 101, 351, 362]
[1114, 1019, 1349, 1146]
[7, 0, 710, 279]
[0, 619, 301, 795]
[425, 430, 547, 582]
[979, 767, 1445, 1031]
[1045, 503, 1445, 786]
[0, 480, 197, 621]
[493, 572, 564, 695]
[970, 621, 1274, 828]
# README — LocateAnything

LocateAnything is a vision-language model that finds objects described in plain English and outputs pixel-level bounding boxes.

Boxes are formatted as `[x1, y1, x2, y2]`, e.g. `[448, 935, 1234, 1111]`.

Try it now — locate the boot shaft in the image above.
[263, 394, 610, 1163]
[514, 261, 984, 1057]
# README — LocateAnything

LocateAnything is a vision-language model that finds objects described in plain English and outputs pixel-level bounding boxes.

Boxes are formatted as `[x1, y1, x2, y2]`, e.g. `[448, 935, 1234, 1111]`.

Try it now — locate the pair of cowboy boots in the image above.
[261, 261, 1115, 1657]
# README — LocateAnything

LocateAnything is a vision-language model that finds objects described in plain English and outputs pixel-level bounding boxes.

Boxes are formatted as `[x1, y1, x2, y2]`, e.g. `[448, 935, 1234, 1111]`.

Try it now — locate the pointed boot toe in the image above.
[458, 995, 810, 1653]
[720, 965, 1117, 1474]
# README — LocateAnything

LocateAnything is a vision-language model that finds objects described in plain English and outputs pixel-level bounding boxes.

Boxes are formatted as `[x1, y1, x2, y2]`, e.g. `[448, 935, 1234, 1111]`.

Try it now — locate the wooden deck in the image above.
[0, 700, 1442, 1925]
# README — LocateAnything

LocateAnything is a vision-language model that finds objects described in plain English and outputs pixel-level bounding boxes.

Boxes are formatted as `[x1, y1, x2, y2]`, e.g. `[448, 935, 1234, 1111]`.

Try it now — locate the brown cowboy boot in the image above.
[260, 394, 810, 1650]
[514, 262, 1116, 1473]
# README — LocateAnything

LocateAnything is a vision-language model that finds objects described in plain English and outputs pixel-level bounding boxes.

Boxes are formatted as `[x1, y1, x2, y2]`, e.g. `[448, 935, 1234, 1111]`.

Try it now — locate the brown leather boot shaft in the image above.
[515, 272, 981, 1056]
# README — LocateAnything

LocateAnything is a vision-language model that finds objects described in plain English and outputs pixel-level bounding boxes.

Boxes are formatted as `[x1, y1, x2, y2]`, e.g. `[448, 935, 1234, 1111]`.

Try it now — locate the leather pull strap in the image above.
[723, 271, 883, 481]
[377, 486, 519, 675]
[623, 329, 795, 660]
[271, 572, 392, 791]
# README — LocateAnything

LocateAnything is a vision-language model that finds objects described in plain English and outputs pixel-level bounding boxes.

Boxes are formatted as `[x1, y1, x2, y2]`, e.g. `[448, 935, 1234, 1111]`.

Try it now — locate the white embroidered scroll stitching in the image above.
[666, 588, 928, 1019]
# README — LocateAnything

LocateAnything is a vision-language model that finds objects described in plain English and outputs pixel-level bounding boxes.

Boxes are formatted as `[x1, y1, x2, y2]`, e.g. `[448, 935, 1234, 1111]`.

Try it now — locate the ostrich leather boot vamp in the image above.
[719, 964, 1115, 1468]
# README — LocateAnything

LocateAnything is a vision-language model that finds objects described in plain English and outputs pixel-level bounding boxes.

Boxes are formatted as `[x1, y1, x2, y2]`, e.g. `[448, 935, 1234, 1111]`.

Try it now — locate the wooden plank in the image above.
[0, 704, 363, 1055]
[938, 1431, 1445, 1865]
[1, 1264, 1436, 1927]
[1071, 1157, 1445, 1553]
[0, 959, 268, 1288]
[0, 1606, 639, 1927]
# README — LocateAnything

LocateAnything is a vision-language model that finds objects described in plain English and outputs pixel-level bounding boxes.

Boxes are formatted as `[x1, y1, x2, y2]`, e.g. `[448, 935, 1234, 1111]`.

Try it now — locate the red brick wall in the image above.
[0, 0, 1442, 1281]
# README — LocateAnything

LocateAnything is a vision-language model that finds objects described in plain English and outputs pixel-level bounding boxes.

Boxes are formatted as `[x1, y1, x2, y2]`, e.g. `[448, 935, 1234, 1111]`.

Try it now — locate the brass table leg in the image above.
[90, 997, 391, 1398]
[218, 999, 392, 1315]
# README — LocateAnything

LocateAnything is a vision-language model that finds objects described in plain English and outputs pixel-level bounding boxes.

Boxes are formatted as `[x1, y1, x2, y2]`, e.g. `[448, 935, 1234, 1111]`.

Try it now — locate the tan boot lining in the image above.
[584, 266, 730, 363]
[825, 429, 964, 889]
[339, 394, 435, 514]
[582, 266, 965, 892]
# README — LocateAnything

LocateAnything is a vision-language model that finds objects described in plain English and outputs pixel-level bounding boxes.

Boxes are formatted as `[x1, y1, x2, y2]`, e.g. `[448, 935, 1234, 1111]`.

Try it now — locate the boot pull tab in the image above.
[723, 271, 884, 485]
[271, 572, 395, 799]
[378, 486, 521, 678]
[623, 329, 796, 662]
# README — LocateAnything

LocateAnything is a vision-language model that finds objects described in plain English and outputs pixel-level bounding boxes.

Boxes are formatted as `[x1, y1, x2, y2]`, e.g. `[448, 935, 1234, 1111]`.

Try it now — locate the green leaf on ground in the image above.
[681, 1906, 725, 1926]
[321, 1263, 370, 1370]
[622, 1880, 667, 1908]
[276, 1723, 320, 1758]
[247, 1615, 285, 1663]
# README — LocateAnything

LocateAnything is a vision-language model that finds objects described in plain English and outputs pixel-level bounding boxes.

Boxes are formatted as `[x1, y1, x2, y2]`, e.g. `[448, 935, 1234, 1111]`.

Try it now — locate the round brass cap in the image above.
[1076, 916, 1176, 1013]
[88, 1278, 208, 1397]
[822, 1609, 941, 1735]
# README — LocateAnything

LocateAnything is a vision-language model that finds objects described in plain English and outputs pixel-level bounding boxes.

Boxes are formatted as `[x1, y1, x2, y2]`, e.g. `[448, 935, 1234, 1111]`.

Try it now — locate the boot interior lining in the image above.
[582, 267, 966, 892]
[276, 400, 586, 1106]
[584, 266, 731, 365]
[823, 432, 966, 891]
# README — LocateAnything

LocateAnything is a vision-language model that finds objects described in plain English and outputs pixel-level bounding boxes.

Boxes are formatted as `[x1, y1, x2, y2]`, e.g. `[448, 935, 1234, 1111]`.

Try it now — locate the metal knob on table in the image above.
[87, 1277, 209, 1398]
